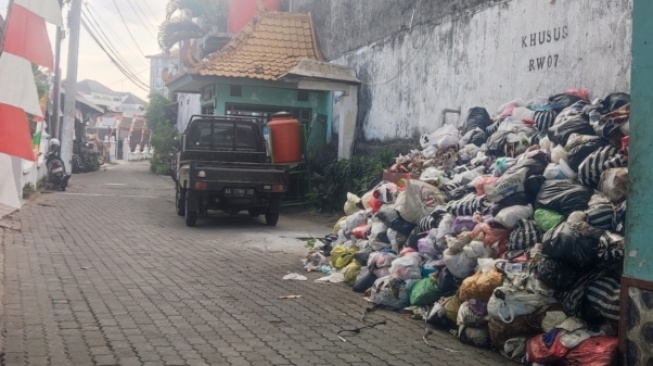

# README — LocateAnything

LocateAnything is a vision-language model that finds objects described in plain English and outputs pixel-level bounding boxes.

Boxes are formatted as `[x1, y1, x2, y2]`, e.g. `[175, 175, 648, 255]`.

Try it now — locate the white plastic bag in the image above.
[420, 124, 460, 149]
[484, 167, 528, 203]
[487, 286, 552, 323]
[543, 161, 577, 180]
[598, 167, 628, 202]
[368, 251, 397, 278]
[395, 180, 445, 225]
[370, 276, 416, 309]
[494, 204, 533, 229]
[389, 252, 423, 280]
[551, 145, 568, 163]
[344, 193, 361, 215]
[345, 211, 368, 230]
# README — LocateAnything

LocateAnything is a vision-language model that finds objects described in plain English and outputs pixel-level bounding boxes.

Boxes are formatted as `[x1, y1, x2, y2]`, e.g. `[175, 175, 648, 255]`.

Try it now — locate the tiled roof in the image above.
[190, 11, 323, 81]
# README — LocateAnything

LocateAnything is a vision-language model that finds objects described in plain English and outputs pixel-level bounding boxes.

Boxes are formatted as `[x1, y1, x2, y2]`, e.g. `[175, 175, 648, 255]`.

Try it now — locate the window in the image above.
[186, 120, 258, 151]
[225, 103, 312, 125]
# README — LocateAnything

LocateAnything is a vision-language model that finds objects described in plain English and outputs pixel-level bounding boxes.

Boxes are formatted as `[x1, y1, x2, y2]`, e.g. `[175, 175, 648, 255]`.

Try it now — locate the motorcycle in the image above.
[72, 142, 100, 173]
[46, 139, 70, 191]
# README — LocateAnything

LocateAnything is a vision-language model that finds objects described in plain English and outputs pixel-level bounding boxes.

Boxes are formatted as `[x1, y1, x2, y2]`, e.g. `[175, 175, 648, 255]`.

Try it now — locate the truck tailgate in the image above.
[192, 162, 288, 186]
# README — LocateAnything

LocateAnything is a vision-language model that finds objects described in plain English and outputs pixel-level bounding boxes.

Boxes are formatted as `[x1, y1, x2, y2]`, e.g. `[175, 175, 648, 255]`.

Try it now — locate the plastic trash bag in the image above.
[501, 337, 527, 363]
[597, 231, 625, 264]
[583, 276, 621, 322]
[585, 194, 615, 230]
[395, 180, 446, 225]
[487, 286, 552, 323]
[488, 311, 547, 349]
[446, 192, 487, 216]
[506, 150, 550, 178]
[459, 143, 483, 163]
[486, 130, 513, 156]
[457, 301, 488, 326]
[566, 139, 606, 172]
[459, 127, 489, 147]
[549, 93, 584, 113]
[534, 208, 565, 232]
[458, 325, 491, 348]
[368, 251, 397, 278]
[453, 216, 477, 233]
[343, 260, 361, 286]
[541, 222, 600, 269]
[536, 180, 593, 216]
[417, 235, 438, 260]
[390, 215, 416, 237]
[353, 267, 377, 293]
[598, 92, 630, 114]
[547, 114, 594, 146]
[330, 244, 359, 269]
[344, 193, 362, 216]
[543, 161, 577, 180]
[534, 110, 557, 132]
[443, 248, 478, 280]
[389, 252, 423, 280]
[536, 256, 581, 292]
[508, 219, 542, 252]
[578, 146, 628, 188]
[459, 267, 504, 303]
[472, 222, 511, 251]
[494, 204, 533, 229]
[492, 158, 517, 177]
[490, 192, 531, 216]
[598, 167, 628, 203]
[345, 211, 368, 230]
[476, 176, 499, 196]
[370, 276, 416, 310]
[410, 276, 442, 306]
[420, 124, 460, 149]
[485, 168, 528, 203]
[558, 336, 618, 366]
[565, 134, 602, 151]
[463, 107, 492, 133]
[526, 331, 570, 364]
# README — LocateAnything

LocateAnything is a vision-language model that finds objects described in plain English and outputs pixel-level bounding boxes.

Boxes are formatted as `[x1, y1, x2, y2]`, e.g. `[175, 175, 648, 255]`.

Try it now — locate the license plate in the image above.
[224, 188, 254, 197]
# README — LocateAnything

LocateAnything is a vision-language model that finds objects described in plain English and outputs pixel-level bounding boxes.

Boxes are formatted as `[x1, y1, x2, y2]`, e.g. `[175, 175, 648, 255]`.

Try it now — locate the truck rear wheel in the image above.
[184, 191, 197, 227]
[265, 212, 279, 226]
[176, 187, 185, 216]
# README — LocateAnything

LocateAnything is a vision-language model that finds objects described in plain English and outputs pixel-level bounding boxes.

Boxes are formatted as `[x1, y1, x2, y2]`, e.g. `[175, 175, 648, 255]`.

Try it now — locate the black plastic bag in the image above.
[460, 127, 489, 147]
[490, 192, 531, 215]
[505, 150, 549, 177]
[437, 267, 460, 297]
[599, 93, 630, 115]
[407, 226, 427, 249]
[464, 107, 492, 133]
[578, 146, 627, 188]
[534, 110, 557, 132]
[537, 256, 581, 292]
[508, 219, 542, 252]
[567, 139, 606, 171]
[376, 209, 398, 227]
[547, 114, 594, 146]
[353, 271, 378, 293]
[536, 180, 593, 216]
[541, 222, 600, 269]
[524, 175, 546, 198]
[613, 200, 626, 234]
[354, 247, 374, 266]
[486, 130, 512, 156]
[549, 93, 584, 113]
[391, 214, 417, 236]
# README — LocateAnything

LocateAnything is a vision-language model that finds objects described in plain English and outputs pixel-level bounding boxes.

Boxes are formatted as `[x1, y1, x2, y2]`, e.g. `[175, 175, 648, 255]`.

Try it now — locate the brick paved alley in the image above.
[0, 162, 510, 366]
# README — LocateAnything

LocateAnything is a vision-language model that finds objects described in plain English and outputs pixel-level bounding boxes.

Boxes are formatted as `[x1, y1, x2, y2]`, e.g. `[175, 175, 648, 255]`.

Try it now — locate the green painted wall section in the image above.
[200, 84, 333, 148]
[625, 0, 653, 281]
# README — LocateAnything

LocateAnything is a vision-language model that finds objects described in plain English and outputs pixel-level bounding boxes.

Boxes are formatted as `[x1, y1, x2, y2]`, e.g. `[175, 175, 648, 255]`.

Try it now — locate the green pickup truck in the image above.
[174, 115, 290, 227]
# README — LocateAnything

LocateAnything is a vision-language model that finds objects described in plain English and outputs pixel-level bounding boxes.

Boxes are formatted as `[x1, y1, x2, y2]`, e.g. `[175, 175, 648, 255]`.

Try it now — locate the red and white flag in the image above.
[3, 4, 54, 69]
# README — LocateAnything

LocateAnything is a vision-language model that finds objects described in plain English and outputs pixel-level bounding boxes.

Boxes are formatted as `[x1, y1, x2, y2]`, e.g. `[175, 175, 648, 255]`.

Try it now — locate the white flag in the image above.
[0, 153, 21, 209]
[0, 52, 43, 117]
[13, 0, 63, 26]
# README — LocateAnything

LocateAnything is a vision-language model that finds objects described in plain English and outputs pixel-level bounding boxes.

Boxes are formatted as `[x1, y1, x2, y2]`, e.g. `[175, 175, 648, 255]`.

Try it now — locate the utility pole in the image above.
[61, 0, 82, 174]
[51, 0, 63, 140]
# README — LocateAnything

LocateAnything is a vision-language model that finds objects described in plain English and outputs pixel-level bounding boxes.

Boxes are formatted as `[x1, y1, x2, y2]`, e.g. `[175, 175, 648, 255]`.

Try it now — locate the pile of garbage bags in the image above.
[303, 89, 629, 365]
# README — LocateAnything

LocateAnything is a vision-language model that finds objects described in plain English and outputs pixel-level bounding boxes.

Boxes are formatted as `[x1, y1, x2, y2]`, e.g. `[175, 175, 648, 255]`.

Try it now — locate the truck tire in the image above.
[185, 191, 197, 227]
[176, 187, 185, 216]
[265, 212, 279, 226]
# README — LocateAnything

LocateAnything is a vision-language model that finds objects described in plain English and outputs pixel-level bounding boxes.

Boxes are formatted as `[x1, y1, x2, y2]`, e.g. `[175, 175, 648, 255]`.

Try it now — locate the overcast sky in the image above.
[2, 0, 167, 101]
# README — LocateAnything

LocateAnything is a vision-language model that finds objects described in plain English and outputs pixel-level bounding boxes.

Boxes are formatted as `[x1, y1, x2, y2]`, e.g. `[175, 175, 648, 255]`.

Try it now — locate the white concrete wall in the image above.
[333, 0, 633, 141]
[176, 93, 201, 132]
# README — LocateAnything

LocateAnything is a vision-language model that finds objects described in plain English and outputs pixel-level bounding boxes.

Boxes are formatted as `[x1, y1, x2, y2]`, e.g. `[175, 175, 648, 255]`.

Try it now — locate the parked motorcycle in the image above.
[46, 139, 70, 191]
[72, 142, 100, 173]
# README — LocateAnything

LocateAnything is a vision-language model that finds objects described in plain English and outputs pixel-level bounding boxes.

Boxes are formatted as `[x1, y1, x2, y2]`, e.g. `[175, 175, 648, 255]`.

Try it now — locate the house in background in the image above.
[147, 50, 178, 98]
[118, 93, 147, 117]
[76, 79, 124, 112]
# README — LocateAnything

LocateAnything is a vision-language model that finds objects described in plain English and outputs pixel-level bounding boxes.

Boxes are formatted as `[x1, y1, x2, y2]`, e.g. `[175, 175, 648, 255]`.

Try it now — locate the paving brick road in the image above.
[0, 162, 511, 366]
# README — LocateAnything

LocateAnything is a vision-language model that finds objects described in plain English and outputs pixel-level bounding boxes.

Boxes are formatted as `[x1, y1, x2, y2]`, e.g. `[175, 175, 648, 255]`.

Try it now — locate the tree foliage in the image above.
[158, 0, 227, 51]
[146, 94, 178, 174]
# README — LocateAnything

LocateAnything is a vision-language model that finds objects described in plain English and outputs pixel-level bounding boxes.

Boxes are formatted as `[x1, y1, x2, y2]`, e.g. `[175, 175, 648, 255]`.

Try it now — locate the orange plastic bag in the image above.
[459, 268, 504, 302]
[526, 332, 569, 364]
[352, 225, 368, 239]
[559, 336, 618, 366]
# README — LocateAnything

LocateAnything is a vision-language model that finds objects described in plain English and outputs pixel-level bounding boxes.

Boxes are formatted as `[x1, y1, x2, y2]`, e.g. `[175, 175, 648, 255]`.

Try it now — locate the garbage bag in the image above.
[585, 194, 615, 230]
[344, 193, 362, 216]
[343, 260, 361, 286]
[376, 207, 398, 227]
[547, 114, 594, 146]
[490, 192, 532, 216]
[613, 200, 627, 234]
[444, 293, 463, 323]
[597, 231, 625, 264]
[583, 275, 621, 322]
[534, 208, 565, 232]
[351, 225, 368, 240]
[368, 251, 397, 278]
[443, 248, 478, 280]
[437, 267, 460, 297]
[460, 127, 489, 147]
[458, 325, 491, 348]
[487, 286, 552, 324]
[389, 252, 423, 280]
[598, 167, 628, 203]
[486, 130, 513, 156]
[526, 331, 570, 364]
[453, 216, 476, 233]
[534, 110, 557, 132]
[457, 301, 488, 326]
[578, 146, 628, 188]
[446, 192, 487, 216]
[459, 268, 504, 302]
[541, 222, 600, 269]
[345, 211, 368, 230]
[406, 226, 427, 249]
[536, 180, 593, 216]
[488, 310, 548, 348]
[598, 92, 630, 114]
[506, 150, 550, 178]
[566, 139, 606, 172]
[330, 244, 358, 269]
[353, 268, 377, 293]
[500, 337, 528, 363]
[536, 257, 581, 292]
[508, 219, 542, 252]
[558, 336, 618, 366]
[565, 134, 602, 151]
[494, 204, 533, 229]
[472, 221, 511, 251]
[420, 124, 460, 149]
[463, 107, 492, 133]
[492, 157, 517, 177]
[485, 168, 528, 204]
[543, 161, 577, 180]
[549, 93, 584, 113]
[395, 180, 446, 225]
[410, 276, 442, 306]
[370, 276, 416, 310]
[388, 214, 415, 237]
